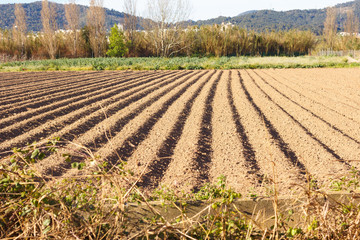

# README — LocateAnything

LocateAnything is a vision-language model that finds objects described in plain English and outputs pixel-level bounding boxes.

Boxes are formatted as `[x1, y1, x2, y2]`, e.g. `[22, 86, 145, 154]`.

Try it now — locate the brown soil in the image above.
[1, 69, 359, 196]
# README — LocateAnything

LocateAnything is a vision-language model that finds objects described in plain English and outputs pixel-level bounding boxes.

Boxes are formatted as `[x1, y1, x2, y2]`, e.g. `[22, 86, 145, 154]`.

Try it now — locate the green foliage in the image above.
[106, 24, 128, 58]
[331, 167, 360, 191]
[1, 56, 358, 72]
[195, 175, 241, 202]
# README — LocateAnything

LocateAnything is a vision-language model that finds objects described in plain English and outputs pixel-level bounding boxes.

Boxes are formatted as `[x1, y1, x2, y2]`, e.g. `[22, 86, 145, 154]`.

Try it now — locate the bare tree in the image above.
[144, 0, 190, 57]
[41, 0, 57, 59]
[123, 0, 137, 43]
[65, 0, 80, 57]
[12, 4, 27, 57]
[87, 0, 106, 57]
[324, 7, 337, 49]
[345, 7, 359, 36]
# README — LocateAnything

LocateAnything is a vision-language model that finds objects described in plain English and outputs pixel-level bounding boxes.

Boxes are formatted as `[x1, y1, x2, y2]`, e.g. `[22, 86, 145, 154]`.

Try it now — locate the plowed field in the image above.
[1, 69, 360, 195]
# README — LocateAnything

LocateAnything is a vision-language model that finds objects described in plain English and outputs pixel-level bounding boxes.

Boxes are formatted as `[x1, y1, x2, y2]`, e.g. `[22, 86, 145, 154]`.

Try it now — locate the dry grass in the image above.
[1, 139, 360, 239]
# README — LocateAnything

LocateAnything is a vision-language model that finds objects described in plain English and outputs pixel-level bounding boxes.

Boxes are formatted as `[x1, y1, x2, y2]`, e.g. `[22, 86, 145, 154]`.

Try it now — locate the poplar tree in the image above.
[65, 0, 80, 57]
[87, 0, 106, 57]
[12, 4, 27, 57]
[323, 7, 337, 49]
[41, 0, 57, 59]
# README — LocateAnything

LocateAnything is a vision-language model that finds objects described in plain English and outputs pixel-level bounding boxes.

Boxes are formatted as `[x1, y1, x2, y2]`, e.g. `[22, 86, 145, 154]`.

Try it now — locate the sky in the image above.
[2, 0, 353, 20]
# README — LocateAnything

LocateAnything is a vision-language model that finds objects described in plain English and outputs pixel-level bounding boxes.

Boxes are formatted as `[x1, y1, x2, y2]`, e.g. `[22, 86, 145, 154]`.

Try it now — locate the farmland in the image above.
[1, 69, 360, 195]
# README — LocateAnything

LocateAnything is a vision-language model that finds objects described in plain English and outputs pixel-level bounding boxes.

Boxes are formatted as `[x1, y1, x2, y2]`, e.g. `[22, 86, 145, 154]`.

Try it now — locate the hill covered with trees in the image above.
[0, 1, 360, 33]
[0, 1, 125, 32]
[193, 1, 360, 35]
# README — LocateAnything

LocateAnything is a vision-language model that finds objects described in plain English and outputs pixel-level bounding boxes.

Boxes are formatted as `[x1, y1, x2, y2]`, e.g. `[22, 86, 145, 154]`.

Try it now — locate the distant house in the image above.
[338, 32, 360, 38]
[221, 22, 234, 30]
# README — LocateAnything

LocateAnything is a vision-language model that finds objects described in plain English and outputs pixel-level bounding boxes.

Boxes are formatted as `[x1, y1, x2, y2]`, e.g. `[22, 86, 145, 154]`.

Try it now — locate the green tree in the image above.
[107, 24, 128, 57]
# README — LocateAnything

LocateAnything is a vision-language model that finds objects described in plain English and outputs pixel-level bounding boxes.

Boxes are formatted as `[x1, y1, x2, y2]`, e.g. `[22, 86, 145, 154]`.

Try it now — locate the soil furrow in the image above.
[261, 70, 360, 124]
[232, 70, 306, 194]
[37, 71, 200, 176]
[238, 71, 304, 170]
[0, 71, 136, 107]
[248, 70, 360, 164]
[74, 71, 198, 153]
[101, 71, 207, 164]
[189, 71, 222, 190]
[0, 71, 87, 87]
[1, 69, 358, 195]
[251, 70, 360, 146]
[268, 69, 360, 122]
[0, 72, 151, 115]
[134, 71, 216, 189]
[226, 72, 262, 177]
[0, 71, 108, 98]
[241, 70, 349, 185]
[0, 72, 112, 106]
[246, 70, 344, 161]
[274, 68, 360, 109]
[0, 71, 98, 92]
[0, 71, 162, 126]
[142, 71, 219, 193]
[205, 71, 263, 194]
[0, 71, 189, 158]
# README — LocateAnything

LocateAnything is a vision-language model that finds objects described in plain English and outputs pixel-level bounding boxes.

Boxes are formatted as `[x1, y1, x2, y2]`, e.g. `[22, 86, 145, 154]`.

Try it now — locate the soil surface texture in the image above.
[1, 69, 359, 196]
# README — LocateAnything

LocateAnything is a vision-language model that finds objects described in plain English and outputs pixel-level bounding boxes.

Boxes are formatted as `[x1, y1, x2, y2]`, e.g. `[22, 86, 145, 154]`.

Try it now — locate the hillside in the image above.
[0, 1, 359, 33]
[0, 1, 125, 32]
[194, 1, 360, 34]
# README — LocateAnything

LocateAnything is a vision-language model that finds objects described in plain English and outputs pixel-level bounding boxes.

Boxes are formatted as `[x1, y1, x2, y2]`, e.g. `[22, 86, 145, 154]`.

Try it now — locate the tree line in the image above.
[1, 0, 360, 61]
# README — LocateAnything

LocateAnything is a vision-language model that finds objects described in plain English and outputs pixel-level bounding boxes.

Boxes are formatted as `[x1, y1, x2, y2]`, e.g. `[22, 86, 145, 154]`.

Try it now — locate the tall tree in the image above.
[12, 3, 27, 57]
[123, 0, 137, 41]
[123, 0, 137, 56]
[87, 0, 106, 57]
[144, 0, 191, 57]
[323, 7, 337, 49]
[41, 0, 57, 59]
[65, 0, 80, 57]
[345, 4, 359, 35]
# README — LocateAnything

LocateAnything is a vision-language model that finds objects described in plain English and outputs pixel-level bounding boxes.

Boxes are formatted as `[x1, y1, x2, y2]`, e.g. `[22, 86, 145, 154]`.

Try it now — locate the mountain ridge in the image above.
[0, 0, 359, 34]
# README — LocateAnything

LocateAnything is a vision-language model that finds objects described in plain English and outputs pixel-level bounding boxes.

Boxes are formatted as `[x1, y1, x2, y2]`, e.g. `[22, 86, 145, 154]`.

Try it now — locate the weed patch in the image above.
[1, 139, 360, 239]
